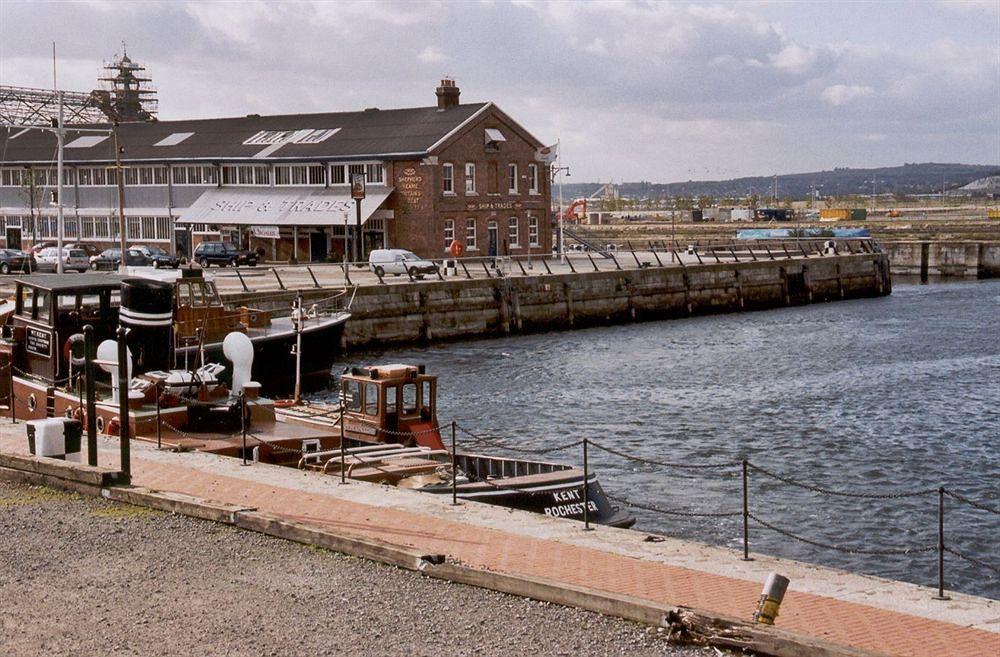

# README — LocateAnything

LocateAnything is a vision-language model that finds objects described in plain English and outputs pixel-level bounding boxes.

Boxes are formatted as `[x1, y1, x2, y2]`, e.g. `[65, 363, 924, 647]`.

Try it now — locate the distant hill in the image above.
[559, 163, 1000, 201]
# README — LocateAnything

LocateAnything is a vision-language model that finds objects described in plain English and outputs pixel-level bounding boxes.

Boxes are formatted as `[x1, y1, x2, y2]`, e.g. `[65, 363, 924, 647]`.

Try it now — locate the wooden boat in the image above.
[268, 364, 635, 527]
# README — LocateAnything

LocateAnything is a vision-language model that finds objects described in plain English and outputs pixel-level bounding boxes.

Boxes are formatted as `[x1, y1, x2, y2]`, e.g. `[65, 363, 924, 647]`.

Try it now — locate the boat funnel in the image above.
[223, 331, 254, 398]
[120, 278, 174, 375]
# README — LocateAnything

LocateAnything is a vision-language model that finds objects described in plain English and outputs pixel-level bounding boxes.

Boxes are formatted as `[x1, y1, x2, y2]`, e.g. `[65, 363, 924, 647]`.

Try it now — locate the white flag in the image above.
[535, 142, 558, 164]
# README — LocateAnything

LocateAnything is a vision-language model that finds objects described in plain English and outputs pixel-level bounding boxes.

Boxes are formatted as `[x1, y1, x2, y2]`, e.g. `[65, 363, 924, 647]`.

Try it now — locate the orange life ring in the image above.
[448, 240, 465, 258]
[273, 399, 297, 408]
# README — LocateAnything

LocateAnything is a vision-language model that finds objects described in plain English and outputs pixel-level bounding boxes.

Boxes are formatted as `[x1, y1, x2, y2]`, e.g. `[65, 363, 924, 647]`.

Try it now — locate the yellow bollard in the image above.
[753, 573, 789, 625]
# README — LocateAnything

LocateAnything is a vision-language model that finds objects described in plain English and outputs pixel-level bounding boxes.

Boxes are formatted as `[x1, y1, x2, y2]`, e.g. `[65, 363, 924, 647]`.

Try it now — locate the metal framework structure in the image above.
[0, 85, 108, 126]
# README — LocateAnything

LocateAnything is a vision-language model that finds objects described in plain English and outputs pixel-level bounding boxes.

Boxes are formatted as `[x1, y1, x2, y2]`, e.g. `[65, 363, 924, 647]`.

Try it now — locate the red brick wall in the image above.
[385, 107, 552, 259]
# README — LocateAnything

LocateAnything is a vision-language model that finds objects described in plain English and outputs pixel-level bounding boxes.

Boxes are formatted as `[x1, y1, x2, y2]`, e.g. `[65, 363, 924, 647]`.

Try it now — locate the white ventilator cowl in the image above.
[97, 339, 132, 403]
[223, 331, 254, 397]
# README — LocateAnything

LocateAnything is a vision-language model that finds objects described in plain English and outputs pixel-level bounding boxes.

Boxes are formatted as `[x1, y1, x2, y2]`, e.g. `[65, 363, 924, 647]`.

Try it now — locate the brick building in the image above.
[0, 80, 552, 262]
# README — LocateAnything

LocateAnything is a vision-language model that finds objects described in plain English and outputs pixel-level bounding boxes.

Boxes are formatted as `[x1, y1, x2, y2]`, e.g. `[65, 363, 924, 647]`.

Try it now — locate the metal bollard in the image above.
[752, 573, 789, 625]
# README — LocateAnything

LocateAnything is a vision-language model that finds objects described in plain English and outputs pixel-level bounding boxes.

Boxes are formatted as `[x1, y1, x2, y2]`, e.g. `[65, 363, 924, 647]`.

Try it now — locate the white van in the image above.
[368, 249, 438, 278]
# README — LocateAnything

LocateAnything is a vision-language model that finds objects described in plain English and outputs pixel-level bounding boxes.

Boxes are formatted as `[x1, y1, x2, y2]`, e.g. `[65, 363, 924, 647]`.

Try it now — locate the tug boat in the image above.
[0, 275, 631, 528]
[0, 271, 350, 399]
[269, 364, 635, 528]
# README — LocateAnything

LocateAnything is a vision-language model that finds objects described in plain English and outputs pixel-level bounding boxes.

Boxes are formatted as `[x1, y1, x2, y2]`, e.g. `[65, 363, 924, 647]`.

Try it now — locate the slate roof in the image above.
[0, 103, 491, 164]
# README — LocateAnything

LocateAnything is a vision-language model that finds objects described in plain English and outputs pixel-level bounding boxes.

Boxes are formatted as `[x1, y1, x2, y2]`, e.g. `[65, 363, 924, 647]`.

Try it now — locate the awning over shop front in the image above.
[175, 186, 394, 226]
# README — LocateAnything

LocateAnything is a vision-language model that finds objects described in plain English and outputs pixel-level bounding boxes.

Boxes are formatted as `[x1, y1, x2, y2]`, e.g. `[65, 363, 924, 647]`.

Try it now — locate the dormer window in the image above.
[484, 128, 506, 152]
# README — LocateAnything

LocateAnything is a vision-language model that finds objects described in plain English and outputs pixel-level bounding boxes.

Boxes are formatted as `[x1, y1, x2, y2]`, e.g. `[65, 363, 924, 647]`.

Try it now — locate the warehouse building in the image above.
[0, 80, 552, 262]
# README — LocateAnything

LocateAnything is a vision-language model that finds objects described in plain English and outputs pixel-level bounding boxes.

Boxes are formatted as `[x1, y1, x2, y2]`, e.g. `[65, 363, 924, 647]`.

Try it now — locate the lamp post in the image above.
[551, 164, 570, 262]
[350, 173, 366, 263]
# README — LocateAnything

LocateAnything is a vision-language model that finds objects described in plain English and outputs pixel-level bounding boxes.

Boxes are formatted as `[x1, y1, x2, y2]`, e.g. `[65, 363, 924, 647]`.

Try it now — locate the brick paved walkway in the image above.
[3, 430, 996, 657]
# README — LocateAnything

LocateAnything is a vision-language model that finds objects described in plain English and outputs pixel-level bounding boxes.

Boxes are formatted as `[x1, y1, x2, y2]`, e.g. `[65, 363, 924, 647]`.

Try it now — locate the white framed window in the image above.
[528, 163, 539, 194]
[465, 163, 476, 194]
[221, 165, 271, 186]
[0, 168, 25, 187]
[274, 164, 326, 186]
[444, 219, 455, 250]
[329, 164, 346, 185]
[442, 163, 454, 194]
[120, 166, 166, 186]
[366, 163, 384, 184]
[171, 165, 218, 185]
[76, 167, 115, 186]
[529, 215, 539, 246]
[465, 218, 477, 250]
[508, 163, 518, 194]
[508, 217, 519, 247]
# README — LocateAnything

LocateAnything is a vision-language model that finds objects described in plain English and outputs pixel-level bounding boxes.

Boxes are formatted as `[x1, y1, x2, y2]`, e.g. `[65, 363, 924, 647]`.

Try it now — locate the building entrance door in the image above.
[5, 227, 22, 250]
[310, 230, 328, 262]
[487, 220, 498, 257]
[173, 227, 191, 259]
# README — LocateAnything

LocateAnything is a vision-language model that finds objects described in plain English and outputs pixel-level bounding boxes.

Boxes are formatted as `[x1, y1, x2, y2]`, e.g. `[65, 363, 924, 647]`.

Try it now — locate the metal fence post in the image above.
[8, 358, 15, 425]
[935, 487, 950, 600]
[339, 403, 346, 484]
[83, 325, 95, 464]
[583, 438, 591, 531]
[742, 459, 751, 561]
[240, 391, 247, 466]
[451, 421, 458, 505]
[116, 326, 130, 483]
[155, 384, 162, 451]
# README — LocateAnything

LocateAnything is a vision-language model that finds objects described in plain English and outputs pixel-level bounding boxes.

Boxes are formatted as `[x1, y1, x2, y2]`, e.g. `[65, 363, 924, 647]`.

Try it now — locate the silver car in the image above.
[36, 247, 90, 273]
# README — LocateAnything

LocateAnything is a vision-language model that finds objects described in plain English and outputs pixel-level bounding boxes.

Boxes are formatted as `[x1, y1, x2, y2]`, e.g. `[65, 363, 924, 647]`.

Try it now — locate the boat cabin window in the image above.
[34, 290, 50, 322]
[342, 379, 362, 412]
[364, 383, 379, 416]
[420, 380, 433, 416]
[402, 383, 418, 416]
[385, 386, 397, 415]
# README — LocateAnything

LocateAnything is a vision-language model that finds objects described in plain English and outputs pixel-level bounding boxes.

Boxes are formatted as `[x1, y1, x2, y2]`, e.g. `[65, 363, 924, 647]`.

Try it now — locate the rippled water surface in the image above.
[323, 280, 1000, 598]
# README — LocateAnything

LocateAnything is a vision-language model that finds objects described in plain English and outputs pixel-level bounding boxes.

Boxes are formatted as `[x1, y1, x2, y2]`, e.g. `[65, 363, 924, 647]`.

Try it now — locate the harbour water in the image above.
[325, 280, 1000, 598]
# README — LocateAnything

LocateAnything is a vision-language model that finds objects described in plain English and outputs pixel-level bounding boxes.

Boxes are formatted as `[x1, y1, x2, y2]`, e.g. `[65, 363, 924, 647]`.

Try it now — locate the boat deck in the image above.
[0, 423, 994, 657]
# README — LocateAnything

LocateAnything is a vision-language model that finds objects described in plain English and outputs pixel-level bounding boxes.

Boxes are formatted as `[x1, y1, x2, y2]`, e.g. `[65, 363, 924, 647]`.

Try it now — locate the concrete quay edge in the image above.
[0, 454, 887, 657]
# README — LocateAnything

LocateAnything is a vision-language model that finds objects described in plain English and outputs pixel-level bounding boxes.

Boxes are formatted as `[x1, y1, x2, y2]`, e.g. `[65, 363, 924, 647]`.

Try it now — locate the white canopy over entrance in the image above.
[175, 186, 394, 226]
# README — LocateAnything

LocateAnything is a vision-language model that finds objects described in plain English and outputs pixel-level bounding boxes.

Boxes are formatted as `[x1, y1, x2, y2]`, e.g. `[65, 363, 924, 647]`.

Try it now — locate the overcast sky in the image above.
[1, 0, 997, 182]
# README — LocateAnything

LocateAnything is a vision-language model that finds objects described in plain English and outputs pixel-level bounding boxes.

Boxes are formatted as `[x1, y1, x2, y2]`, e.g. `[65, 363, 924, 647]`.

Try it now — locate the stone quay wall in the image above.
[886, 241, 1000, 279]
[223, 253, 891, 351]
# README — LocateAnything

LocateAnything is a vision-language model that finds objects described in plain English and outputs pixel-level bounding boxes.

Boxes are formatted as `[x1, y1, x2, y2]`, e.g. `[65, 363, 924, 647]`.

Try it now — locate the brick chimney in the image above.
[436, 78, 460, 110]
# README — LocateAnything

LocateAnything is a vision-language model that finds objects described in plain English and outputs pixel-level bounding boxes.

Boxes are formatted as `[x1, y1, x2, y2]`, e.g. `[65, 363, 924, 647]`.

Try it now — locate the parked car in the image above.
[35, 247, 90, 273]
[28, 242, 55, 256]
[133, 245, 180, 268]
[69, 243, 102, 259]
[89, 248, 149, 270]
[0, 249, 36, 275]
[368, 249, 439, 278]
[193, 241, 258, 268]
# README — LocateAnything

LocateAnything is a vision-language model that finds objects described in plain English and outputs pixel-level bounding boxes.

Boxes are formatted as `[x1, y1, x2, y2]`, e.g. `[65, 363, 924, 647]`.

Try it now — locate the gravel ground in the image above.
[0, 481, 727, 657]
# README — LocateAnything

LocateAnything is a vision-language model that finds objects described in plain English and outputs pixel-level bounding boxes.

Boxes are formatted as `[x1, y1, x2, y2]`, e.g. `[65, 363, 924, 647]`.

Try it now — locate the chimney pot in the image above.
[436, 78, 460, 110]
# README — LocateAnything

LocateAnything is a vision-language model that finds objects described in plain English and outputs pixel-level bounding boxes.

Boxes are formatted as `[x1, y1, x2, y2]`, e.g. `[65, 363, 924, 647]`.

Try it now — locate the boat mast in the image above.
[293, 291, 303, 404]
[56, 91, 64, 274]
